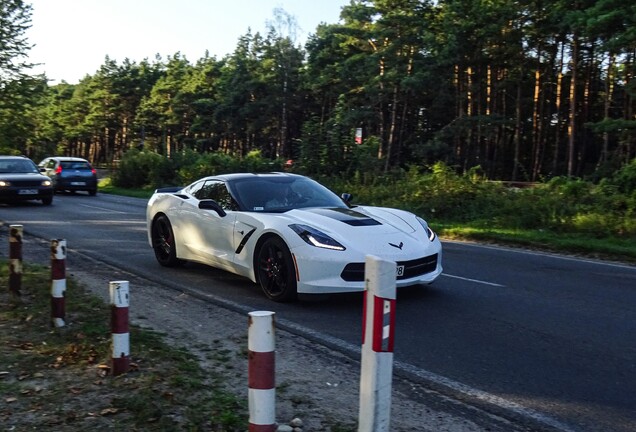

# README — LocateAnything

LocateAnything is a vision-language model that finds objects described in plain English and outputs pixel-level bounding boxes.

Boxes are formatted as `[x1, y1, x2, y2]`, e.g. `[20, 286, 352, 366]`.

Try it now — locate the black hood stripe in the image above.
[303, 208, 381, 226]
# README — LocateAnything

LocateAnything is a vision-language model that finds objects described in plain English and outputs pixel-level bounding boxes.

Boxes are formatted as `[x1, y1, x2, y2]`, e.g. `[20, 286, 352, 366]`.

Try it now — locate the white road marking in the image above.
[77, 203, 129, 214]
[443, 240, 635, 270]
[442, 273, 505, 287]
[275, 317, 575, 432]
[395, 360, 576, 432]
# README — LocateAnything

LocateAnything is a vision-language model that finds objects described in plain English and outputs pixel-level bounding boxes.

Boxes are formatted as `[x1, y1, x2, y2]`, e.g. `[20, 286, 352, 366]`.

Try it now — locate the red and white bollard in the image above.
[358, 255, 397, 432]
[8, 224, 23, 299]
[110, 281, 130, 376]
[50, 239, 67, 328]
[248, 311, 276, 432]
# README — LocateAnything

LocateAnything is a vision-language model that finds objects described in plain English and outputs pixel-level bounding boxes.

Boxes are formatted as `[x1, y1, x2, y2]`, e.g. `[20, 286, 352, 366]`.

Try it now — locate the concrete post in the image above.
[110, 281, 130, 376]
[248, 310, 276, 432]
[50, 239, 67, 327]
[358, 255, 397, 432]
[8, 225, 23, 299]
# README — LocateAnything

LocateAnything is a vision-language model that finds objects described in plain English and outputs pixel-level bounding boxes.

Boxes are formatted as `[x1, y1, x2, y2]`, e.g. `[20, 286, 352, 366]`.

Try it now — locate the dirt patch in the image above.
[1, 231, 522, 431]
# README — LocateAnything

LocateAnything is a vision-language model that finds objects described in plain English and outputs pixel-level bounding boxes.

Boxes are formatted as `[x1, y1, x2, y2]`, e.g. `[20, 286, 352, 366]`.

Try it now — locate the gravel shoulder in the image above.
[3, 230, 529, 431]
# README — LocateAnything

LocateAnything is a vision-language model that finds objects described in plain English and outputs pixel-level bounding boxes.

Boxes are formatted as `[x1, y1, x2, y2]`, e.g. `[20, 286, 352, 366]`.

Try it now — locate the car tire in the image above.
[88, 189, 97, 196]
[151, 215, 183, 267]
[256, 237, 297, 302]
[42, 196, 53, 205]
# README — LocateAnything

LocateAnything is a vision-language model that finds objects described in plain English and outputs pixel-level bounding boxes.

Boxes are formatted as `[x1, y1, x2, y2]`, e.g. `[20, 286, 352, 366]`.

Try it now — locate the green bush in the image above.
[330, 161, 634, 238]
[605, 158, 636, 194]
[114, 148, 286, 189]
[113, 149, 175, 189]
[111, 151, 635, 240]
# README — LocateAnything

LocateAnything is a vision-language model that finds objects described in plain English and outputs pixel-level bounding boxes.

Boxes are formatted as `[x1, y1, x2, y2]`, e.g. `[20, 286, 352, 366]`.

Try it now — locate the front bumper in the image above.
[56, 177, 97, 191]
[291, 243, 443, 294]
[0, 187, 54, 202]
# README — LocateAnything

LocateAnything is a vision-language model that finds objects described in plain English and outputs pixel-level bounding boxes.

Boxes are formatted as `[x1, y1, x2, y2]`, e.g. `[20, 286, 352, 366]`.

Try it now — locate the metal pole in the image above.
[358, 255, 397, 432]
[50, 239, 67, 327]
[248, 311, 276, 432]
[8, 225, 23, 300]
[110, 281, 130, 376]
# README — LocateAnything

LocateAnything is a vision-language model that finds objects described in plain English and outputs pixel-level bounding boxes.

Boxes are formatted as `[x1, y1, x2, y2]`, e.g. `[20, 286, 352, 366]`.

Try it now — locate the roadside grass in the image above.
[97, 177, 636, 265]
[0, 261, 247, 431]
[98, 177, 154, 199]
[436, 223, 636, 264]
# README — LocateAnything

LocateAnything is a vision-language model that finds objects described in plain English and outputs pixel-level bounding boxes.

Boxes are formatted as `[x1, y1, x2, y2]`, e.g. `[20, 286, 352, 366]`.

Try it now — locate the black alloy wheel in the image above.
[152, 215, 182, 267]
[257, 237, 297, 302]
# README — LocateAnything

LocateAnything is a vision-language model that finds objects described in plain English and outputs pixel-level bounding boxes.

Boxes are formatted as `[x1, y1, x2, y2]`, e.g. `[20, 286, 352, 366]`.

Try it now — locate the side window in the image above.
[196, 180, 238, 211]
[194, 180, 216, 200]
[187, 180, 206, 198]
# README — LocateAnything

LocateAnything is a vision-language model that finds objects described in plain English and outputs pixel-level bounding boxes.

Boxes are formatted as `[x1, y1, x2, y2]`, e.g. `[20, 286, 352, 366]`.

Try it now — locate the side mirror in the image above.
[199, 199, 227, 217]
[341, 193, 353, 204]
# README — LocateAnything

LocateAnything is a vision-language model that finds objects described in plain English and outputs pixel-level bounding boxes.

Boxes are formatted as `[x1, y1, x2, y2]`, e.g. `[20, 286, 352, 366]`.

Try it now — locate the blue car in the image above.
[39, 156, 98, 195]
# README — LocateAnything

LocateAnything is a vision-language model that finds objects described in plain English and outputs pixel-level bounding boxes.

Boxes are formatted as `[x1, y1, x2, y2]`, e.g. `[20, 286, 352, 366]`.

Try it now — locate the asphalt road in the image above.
[1, 193, 635, 432]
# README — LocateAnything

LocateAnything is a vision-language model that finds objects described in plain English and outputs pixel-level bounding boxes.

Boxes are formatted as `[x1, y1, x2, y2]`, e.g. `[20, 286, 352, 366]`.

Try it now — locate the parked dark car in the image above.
[0, 155, 54, 205]
[39, 157, 98, 195]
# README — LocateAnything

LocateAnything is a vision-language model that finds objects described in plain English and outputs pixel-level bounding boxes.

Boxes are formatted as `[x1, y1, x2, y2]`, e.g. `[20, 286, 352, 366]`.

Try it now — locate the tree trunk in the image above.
[531, 64, 541, 181]
[598, 53, 615, 167]
[512, 68, 523, 181]
[567, 35, 579, 177]
[454, 64, 463, 164]
[384, 84, 399, 172]
[552, 40, 565, 176]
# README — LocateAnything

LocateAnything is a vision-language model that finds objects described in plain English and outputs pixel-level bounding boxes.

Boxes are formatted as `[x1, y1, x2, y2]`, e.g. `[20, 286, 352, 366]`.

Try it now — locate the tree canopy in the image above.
[0, 0, 48, 154]
[2, 0, 635, 181]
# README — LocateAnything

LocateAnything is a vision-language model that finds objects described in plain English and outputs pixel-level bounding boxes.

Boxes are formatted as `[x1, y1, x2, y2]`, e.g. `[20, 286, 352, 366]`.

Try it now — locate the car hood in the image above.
[285, 207, 417, 235]
[279, 206, 431, 258]
[0, 173, 50, 181]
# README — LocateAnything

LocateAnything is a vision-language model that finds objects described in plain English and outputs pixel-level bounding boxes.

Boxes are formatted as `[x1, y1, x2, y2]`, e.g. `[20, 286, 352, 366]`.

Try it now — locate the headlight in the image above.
[0, 180, 10, 187]
[42, 180, 52, 186]
[416, 217, 436, 241]
[289, 224, 346, 251]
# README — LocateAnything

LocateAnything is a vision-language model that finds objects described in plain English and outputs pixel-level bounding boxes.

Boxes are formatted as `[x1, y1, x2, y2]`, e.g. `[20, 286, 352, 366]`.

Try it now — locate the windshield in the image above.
[230, 176, 348, 212]
[61, 161, 92, 170]
[0, 159, 39, 174]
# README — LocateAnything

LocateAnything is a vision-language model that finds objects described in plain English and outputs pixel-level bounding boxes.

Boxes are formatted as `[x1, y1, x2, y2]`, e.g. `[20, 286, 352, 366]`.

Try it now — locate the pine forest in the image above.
[1, 0, 635, 182]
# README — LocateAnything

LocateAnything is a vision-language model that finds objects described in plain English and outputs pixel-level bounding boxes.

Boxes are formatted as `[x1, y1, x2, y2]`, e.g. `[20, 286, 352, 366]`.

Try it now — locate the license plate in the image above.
[18, 189, 37, 195]
[396, 265, 405, 277]
[71, 182, 86, 186]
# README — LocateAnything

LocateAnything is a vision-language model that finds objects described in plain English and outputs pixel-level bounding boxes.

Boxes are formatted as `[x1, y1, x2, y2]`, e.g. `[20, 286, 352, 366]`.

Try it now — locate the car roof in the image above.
[45, 156, 89, 162]
[0, 155, 32, 160]
[206, 172, 304, 182]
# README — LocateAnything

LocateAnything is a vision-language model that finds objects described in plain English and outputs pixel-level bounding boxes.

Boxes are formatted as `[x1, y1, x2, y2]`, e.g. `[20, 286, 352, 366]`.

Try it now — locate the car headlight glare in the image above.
[42, 180, 52, 186]
[289, 224, 345, 251]
[0, 180, 10, 187]
[416, 217, 436, 241]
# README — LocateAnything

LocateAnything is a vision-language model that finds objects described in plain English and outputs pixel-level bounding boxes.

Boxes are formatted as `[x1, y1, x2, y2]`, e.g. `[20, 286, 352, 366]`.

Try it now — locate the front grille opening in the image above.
[340, 254, 438, 282]
[12, 180, 44, 187]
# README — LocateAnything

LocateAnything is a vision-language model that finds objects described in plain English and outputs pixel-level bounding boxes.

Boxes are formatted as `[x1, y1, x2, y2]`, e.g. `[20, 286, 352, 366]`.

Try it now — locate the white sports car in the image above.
[146, 172, 442, 301]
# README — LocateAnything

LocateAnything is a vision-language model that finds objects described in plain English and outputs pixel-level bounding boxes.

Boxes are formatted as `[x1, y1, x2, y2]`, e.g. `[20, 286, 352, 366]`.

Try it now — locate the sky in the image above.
[25, 0, 348, 84]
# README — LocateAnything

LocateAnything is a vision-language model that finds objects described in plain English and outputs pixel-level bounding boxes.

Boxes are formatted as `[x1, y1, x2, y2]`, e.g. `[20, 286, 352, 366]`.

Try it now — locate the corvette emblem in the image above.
[389, 241, 404, 250]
